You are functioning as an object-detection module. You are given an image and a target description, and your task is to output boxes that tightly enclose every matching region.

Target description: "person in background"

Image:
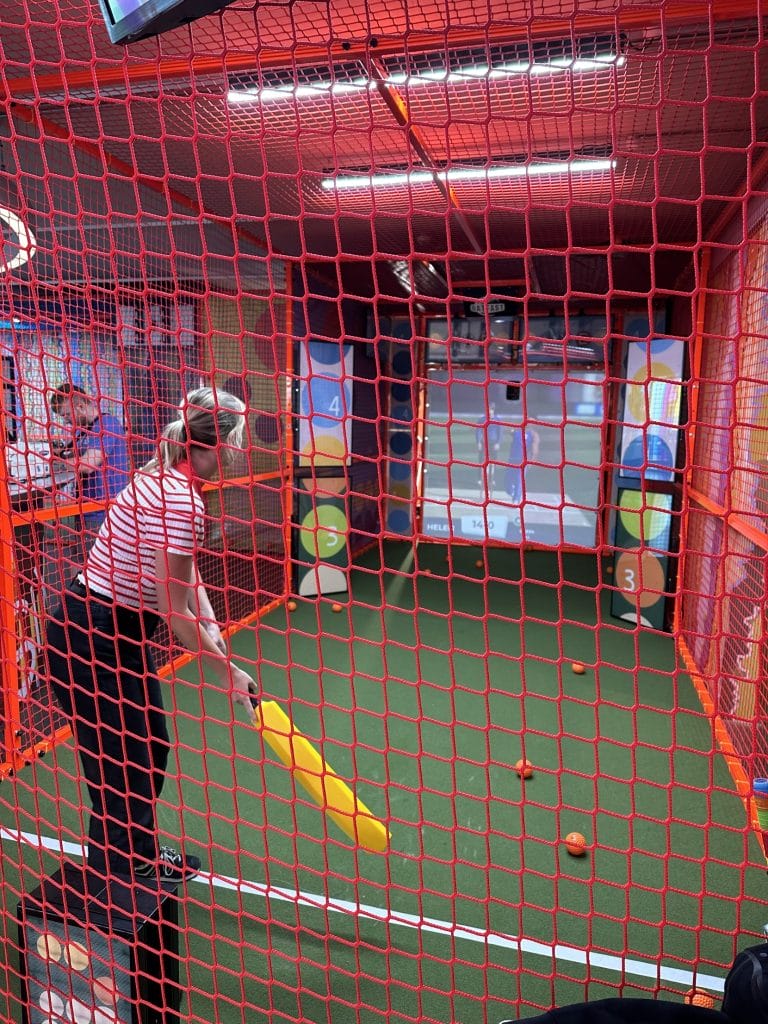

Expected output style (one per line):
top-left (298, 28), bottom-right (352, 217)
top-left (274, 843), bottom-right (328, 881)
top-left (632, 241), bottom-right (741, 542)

top-left (49, 382), bottom-right (131, 537)
top-left (476, 401), bottom-right (503, 494)
top-left (45, 386), bottom-right (259, 883)
top-left (505, 420), bottom-right (541, 522)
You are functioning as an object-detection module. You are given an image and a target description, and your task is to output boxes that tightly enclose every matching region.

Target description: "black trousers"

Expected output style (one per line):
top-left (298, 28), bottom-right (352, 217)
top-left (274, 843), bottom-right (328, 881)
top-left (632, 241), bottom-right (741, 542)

top-left (500, 999), bottom-right (728, 1023)
top-left (45, 579), bottom-right (168, 878)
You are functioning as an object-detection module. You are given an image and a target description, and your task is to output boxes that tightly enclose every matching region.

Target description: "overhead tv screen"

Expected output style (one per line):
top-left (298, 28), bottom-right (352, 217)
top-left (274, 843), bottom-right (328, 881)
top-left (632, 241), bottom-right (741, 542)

top-left (524, 314), bottom-right (609, 365)
top-left (98, 0), bottom-right (238, 44)
top-left (426, 316), bottom-right (514, 365)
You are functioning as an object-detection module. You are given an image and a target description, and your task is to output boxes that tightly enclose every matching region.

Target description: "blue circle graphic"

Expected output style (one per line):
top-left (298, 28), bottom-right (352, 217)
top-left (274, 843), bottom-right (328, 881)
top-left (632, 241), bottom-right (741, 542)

top-left (308, 340), bottom-right (351, 365)
top-left (391, 404), bottom-right (413, 423)
top-left (624, 315), bottom-right (651, 338)
top-left (300, 376), bottom-right (351, 430)
top-left (391, 382), bottom-right (411, 403)
top-left (389, 431), bottom-right (413, 456)
top-left (622, 432), bottom-right (675, 481)
top-left (387, 508), bottom-right (412, 533)
top-left (392, 349), bottom-right (412, 377)
top-left (649, 338), bottom-right (677, 356)
top-left (389, 460), bottom-right (411, 481)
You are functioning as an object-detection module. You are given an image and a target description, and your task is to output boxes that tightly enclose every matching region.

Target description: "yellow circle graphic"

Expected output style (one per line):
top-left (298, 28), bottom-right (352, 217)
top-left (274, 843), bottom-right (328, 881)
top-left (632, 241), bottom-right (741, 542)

top-left (65, 940), bottom-right (90, 971)
top-left (390, 482), bottom-right (412, 500)
top-left (625, 362), bottom-right (676, 424)
top-left (618, 491), bottom-right (669, 542)
top-left (36, 933), bottom-right (62, 961)
top-left (300, 435), bottom-right (347, 466)
top-left (299, 504), bottom-right (348, 558)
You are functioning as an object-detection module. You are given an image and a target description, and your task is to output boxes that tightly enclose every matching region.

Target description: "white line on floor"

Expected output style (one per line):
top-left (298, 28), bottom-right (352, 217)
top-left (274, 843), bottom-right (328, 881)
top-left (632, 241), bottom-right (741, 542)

top-left (1, 826), bottom-right (726, 993)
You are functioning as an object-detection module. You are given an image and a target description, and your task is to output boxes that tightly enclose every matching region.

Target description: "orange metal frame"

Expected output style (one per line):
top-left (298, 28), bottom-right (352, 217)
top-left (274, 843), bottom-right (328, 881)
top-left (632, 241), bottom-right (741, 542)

top-left (676, 241), bottom-right (768, 859)
top-left (0, 417), bottom-right (22, 773)
top-left (0, 2), bottom-right (759, 101)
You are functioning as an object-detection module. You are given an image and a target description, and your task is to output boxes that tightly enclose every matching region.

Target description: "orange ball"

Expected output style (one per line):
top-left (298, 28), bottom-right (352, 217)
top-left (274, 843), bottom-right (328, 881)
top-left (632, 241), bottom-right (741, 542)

top-left (287, 600), bottom-right (297, 612)
top-left (514, 759), bottom-right (534, 779)
top-left (475, 559), bottom-right (483, 568)
top-left (332, 603), bottom-right (343, 613)
top-left (606, 565), bottom-right (614, 575)
top-left (564, 832), bottom-right (587, 856)
top-left (571, 662), bottom-right (586, 675)
top-left (685, 989), bottom-right (715, 1009)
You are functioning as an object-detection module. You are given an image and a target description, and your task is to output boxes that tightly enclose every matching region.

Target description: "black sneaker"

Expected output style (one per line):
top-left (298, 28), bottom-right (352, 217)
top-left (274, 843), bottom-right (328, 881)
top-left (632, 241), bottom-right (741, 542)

top-left (135, 845), bottom-right (202, 882)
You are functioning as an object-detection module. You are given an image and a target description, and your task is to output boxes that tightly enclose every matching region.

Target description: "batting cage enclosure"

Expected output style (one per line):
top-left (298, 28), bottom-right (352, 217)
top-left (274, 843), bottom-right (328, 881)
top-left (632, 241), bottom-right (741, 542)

top-left (0, 1), bottom-right (766, 1023)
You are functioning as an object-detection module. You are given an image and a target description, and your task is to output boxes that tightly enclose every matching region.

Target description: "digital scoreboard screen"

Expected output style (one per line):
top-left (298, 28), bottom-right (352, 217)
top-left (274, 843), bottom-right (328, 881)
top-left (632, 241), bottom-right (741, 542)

top-left (98, 0), bottom-right (238, 43)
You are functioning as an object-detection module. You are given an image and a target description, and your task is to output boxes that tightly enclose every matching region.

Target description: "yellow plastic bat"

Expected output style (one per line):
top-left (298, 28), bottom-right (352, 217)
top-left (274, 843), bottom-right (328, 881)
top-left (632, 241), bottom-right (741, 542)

top-left (252, 699), bottom-right (390, 853)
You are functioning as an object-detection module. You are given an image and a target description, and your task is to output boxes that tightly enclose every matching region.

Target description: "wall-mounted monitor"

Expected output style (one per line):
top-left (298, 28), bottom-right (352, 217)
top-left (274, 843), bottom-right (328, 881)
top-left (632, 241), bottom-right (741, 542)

top-left (426, 316), bottom-right (515, 365)
top-left (97, 0), bottom-right (238, 44)
top-left (523, 315), bottom-right (609, 365)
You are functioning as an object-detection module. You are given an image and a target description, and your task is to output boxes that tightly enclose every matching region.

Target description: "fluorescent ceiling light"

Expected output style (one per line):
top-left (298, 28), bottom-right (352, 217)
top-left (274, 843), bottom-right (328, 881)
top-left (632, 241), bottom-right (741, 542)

top-left (227, 53), bottom-right (625, 104)
top-left (392, 260), bottom-right (413, 294)
top-left (321, 158), bottom-right (616, 191)
top-left (228, 80), bottom-right (369, 102)
top-left (386, 54), bottom-right (626, 84)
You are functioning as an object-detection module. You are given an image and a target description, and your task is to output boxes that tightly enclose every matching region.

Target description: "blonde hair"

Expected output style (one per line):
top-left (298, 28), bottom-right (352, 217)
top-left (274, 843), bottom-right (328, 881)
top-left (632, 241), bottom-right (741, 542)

top-left (144, 387), bottom-right (246, 472)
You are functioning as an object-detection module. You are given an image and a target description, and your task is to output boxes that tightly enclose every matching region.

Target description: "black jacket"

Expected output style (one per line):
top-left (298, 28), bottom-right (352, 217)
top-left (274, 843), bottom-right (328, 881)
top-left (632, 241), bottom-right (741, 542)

top-left (502, 999), bottom-right (729, 1023)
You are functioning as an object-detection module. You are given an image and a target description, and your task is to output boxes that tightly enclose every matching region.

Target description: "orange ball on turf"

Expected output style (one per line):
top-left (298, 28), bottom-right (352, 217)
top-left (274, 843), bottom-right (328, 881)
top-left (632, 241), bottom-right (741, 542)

top-left (571, 662), bottom-right (586, 675)
top-left (514, 759), bottom-right (534, 779)
top-left (287, 600), bottom-right (297, 612)
top-left (564, 832), bottom-right (587, 856)
top-left (332, 603), bottom-right (343, 613)
top-left (475, 559), bottom-right (483, 568)
top-left (685, 989), bottom-right (715, 1009)
top-left (606, 565), bottom-right (614, 575)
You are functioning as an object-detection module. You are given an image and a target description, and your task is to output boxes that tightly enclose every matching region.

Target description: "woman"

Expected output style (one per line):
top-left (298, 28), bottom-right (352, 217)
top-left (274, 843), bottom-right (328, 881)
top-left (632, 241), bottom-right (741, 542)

top-left (45, 387), bottom-right (259, 883)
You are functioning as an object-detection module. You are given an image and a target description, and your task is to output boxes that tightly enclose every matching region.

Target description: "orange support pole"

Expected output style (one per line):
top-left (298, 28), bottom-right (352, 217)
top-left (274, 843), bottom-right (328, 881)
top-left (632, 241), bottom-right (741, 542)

top-left (0, 419), bottom-right (22, 774)
top-left (283, 271), bottom-right (295, 605)
top-left (0, 2), bottom-right (762, 101)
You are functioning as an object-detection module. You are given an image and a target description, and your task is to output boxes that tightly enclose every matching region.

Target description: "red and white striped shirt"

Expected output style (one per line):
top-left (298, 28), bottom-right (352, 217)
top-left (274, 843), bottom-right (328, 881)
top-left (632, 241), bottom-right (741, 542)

top-left (83, 464), bottom-right (204, 610)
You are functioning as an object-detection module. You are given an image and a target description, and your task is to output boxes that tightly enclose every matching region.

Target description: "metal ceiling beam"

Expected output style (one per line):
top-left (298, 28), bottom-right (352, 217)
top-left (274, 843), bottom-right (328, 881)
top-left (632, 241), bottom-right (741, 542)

top-left (8, 104), bottom-right (273, 260)
top-left (367, 58), bottom-right (485, 257)
top-left (10, 103), bottom-right (350, 292)
top-left (0, 1), bottom-right (760, 100)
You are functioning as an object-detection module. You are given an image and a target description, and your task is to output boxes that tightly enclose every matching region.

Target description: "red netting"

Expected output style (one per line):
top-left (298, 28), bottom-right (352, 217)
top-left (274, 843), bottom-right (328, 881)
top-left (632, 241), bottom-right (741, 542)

top-left (0, 2), bottom-right (767, 1024)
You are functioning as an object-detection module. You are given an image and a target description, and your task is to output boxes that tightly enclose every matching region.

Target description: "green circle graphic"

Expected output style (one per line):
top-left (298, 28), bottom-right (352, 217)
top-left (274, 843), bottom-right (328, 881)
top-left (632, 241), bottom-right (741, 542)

top-left (618, 490), bottom-right (668, 542)
top-left (299, 504), bottom-right (348, 558)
